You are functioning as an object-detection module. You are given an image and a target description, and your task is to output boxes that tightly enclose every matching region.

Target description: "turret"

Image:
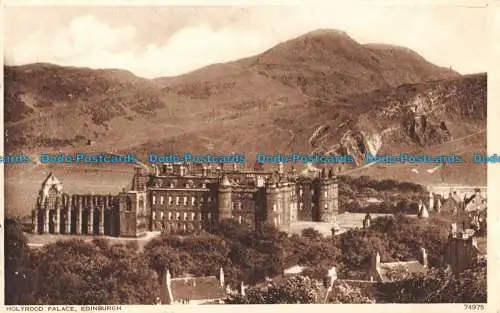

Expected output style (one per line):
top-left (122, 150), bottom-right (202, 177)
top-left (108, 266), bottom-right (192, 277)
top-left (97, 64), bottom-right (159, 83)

top-left (173, 163), bottom-right (186, 177)
top-left (328, 168), bottom-right (334, 178)
top-left (118, 190), bottom-right (148, 237)
top-left (419, 203), bottom-right (429, 219)
top-left (218, 175), bottom-right (232, 221)
top-left (265, 174), bottom-right (280, 227)
top-left (436, 196), bottom-right (442, 213)
top-left (318, 171), bottom-right (338, 222)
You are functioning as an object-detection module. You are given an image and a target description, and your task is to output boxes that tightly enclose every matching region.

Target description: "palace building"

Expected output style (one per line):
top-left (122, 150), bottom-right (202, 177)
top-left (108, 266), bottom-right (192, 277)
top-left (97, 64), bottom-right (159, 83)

top-left (32, 163), bottom-right (339, 237)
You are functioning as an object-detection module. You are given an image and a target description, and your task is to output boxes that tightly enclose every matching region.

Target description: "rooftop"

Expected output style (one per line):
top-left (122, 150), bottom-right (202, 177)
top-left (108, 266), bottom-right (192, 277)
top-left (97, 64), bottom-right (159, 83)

top-left (170, 276), bottom-right (227, 301)
top-left (378, 260), bottom-right (427, 282)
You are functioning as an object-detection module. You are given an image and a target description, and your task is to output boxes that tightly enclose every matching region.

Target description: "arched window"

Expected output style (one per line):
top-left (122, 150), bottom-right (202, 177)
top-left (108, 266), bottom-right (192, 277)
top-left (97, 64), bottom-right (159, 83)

top-left (139, 196), bottom-right (144, 209)
top-left (47, 187), bottom-right (58, 211)
top-left (126, 196), bottom-right (132, 212)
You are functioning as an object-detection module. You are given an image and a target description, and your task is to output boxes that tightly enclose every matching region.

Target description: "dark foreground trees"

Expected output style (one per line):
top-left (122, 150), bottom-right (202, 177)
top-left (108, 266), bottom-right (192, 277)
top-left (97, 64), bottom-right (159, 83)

top-left (225, 276), bottom-right (319, 304)
top-left (4, 219), bottom-right (159, 305)
top-left (5, 218), bottom-right (33, 304)
top-left (5, 215), bottom-right (486, 304)
top-left (224, 263), bottom-right (486, 304)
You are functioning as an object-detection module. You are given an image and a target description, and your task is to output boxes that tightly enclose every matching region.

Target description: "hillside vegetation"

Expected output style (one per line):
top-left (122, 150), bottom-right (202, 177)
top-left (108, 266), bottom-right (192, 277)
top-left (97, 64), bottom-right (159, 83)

top-left (4, 29), bottom-right (486, 186)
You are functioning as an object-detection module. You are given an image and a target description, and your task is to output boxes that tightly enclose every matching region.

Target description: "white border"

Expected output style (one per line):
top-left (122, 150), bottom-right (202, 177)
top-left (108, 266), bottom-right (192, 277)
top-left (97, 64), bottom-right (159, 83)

top-left (1, 1), bottom-right (498, 312)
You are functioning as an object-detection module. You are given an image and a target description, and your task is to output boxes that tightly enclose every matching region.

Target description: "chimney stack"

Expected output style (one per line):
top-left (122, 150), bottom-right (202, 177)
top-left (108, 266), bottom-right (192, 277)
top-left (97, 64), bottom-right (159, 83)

top-left (421, 247), bottom-right (428, 268)
top-left (240, 281), bottom-right (246, 296)
top-left (161, 268), bottom-right (173, 304)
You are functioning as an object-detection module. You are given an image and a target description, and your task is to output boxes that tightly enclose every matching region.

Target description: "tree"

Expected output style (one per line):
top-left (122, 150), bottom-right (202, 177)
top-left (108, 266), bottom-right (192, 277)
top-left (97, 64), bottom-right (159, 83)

top-left (225, 276), bottom-right (319, 304)
top-left (28, 239), bottom-right (159, 304)
top-left (4, 218), bottom-right (33, 304)
top-left (144, 245), bottom-right (193, 280)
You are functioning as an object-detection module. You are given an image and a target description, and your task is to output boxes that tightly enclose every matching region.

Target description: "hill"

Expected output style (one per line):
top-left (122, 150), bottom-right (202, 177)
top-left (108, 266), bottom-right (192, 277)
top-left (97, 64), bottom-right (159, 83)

top-left (4, 29), bottom-right (485, 191)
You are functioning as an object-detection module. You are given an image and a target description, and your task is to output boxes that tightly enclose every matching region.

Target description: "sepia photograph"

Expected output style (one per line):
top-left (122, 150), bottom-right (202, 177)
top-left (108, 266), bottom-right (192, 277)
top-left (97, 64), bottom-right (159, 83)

top-left (3, 2), bottom-right (489, 308)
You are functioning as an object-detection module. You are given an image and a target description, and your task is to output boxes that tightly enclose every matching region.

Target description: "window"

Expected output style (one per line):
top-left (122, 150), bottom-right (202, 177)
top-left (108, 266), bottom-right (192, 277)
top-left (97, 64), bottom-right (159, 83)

top-left (191, 196), bottom-right (195, 206)
top-left (176, 212), bottom-right (180, 220)
top-left (47, 187), bottom-right (58, 211)
top-left (208, 213), bottom-right (212, 220)
top-left (170, 183), bottom-right (174, 188)
top-left (160, 196), bottom-right (164, 204)
top-left (299, 189), bottom-right (303, 196)
top-left (152, 196), bottom-right (156, 205)
top-left (324, 191), bottom-right (328, 197)
top-left (183, 212), bottom-right (187, 220)
top-left (168, 212), bottom-right (172, 220)
top-left (185, 183), bottom-right (190, 188)
top-left (273, 204), bottom-right (277, 212)
top-left (311, 190), bottom-right (315, 196)
top-left (300, 202), bottom-right (303, 210)
top-left (238, 216), bottom-right (242, 224)
top-left (183, 224), bottom-right (187, 231)
top-left (160, 212), bottom-right (164, 219)
top-left (324, 204), bottom-right (328, 209)
top-left (183, 196), bottom-right (187, 206)
top-left (152, 211), bottom-right (156, 219)
top-left (202, 183), bottom-right (206, 188)
top-left (168, 196), bottom-right (172, 205)
top-left (191, 212), bottom-right (195, 220)
top-left (274, 216), bottom-right (277, 227)
top-left (175, 196), bottom-right (179, 205)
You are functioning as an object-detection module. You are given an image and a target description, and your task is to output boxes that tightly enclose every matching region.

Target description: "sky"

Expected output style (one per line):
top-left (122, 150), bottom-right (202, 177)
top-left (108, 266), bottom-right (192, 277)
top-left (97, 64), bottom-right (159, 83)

top-left (3, 3), bottom-right (492, 78)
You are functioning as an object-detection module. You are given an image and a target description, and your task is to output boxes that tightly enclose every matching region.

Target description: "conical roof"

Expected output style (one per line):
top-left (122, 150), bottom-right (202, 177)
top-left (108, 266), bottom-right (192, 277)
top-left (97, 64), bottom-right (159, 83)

top-left (221, 175), bottom-right (232, 187)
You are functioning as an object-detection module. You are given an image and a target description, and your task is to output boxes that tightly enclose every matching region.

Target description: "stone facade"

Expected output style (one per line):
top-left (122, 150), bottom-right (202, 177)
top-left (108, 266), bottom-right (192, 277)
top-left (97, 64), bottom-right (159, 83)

top-left (32, 173), bottom-right (144, 237)
top-left (32, 163), bottom-right (339, 237)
